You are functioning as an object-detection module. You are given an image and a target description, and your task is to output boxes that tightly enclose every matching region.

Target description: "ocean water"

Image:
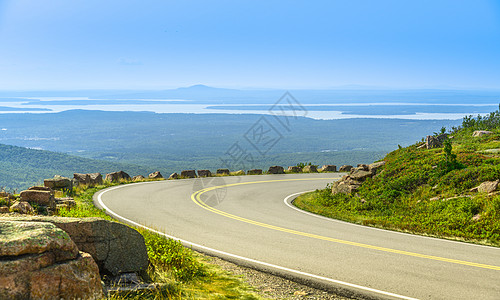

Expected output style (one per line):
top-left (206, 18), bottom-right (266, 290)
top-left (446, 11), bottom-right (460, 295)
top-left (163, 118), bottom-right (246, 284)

top-left (0, 97), bottom-right (495, 120)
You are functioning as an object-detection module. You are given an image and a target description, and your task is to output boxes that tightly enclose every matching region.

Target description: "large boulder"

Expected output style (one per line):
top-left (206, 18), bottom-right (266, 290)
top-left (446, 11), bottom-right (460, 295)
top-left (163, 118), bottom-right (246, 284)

top-left (287, 166), bottom-right (302, 173)
top-left (349, 170), bottom-right (372, 182)
top-left (74, 173), bottom-right (103, 186)
top-left (339, 165), bottom-right (353, 172)
top-left (105, 171), bottom-right (131, 182)
top-left (268, 166), bottom-right (285, 174)
top-left (168, 172), bottom-right (178, 180)
top-left (472, 130), bottom-right (493, 137)
top-left (9, 201), bottom-right (34, 214)
top-left (44, 175), bottom-right (72, 190)
top-left (303, 165), bottom-right (318, 173)
top-left (89, 173), bottom-right (103, 185)
top-left (1, 216), bottom-right (149, 276)
top-left (74, 173), bottom-right (91, 185)
top-left (368, 161), bottom-right (385, 174)
top-left (471, 180), bottom-right (500, 193)
top-left (197, 170), bottom-right (212, 177)
top-left (132, 175), bottom-right (145, 181)
top-left (2, 216), bottom-right (149, 276)
top-left (181, 170), bottom-right (197, 178)
top-left (216, 169), bottom-right (230, 175)
top-left (148, 171), bottom-right (163, 179)
top-left (320, 165), bottom-right (337, 172)
top-left (20, 190), bottom-right (55, 209)
top-left (331, 180), bottom-right (361, 195)
top-left (0, 221), bottom-right (102, 299)
top-left (332, 161), bottom-right (385, 195)
top-left (247, 169), bottom-right (262, 175)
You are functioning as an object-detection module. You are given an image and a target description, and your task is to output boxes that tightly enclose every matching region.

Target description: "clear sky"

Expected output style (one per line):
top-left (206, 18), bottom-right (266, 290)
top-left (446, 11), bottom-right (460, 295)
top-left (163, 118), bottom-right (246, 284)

top-left (0, 0), bottom-right (499, 90)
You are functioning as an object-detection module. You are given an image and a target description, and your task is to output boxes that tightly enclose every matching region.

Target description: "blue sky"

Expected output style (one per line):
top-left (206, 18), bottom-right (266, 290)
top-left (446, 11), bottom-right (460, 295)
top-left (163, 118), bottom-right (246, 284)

top-left (0, 0), bottom-right (499, 90)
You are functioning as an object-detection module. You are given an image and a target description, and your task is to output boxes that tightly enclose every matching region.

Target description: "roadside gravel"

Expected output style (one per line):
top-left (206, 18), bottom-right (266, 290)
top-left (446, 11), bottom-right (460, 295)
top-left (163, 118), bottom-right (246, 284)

top-left (202, 254), bottom-right (354, 300)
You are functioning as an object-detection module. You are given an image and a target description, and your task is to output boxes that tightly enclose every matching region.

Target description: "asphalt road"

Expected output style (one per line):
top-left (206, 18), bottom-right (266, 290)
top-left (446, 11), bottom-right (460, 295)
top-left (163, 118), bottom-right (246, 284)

top-left (94, 174), bottom-right (500, 300)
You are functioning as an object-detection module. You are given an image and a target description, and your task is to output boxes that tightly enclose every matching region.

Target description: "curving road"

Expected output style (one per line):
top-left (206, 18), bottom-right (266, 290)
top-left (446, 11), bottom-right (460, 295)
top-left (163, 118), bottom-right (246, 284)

top-left (94, 174), bottom-right (500, 300)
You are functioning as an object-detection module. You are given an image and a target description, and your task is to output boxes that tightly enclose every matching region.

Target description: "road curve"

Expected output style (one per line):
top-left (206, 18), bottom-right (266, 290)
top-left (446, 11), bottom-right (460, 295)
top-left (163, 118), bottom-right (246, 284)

top-left (94, 174), bottom-right (500, 300)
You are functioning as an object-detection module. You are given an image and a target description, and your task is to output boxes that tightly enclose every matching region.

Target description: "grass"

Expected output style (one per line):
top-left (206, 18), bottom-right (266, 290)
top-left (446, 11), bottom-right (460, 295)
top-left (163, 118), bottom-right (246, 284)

top-left (57, 179), bottom-right (264, 299)
top-left (294, 115), bottom-right (500, 247)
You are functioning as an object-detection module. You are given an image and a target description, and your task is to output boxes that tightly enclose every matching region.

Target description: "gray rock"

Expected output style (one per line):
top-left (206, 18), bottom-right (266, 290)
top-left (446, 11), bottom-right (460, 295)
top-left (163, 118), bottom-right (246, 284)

top-left (0, 206), bottom-right (9, 213)
top-left (44, 175), bottom-right (72, 190)
top-left (331, 180), bottom-right (360, 195)
top-left (472, 130), bottom-right (493, 137)
top-left (339, 165), bottom-right (353, 172)
top-left (132, 175), bottom-right (145, 181)
top-left (20, 190), bottom-right (55, 209)
top-left (368, 161), bottom-right (385, 175)
top-left (181, 170), bottom-right (197, 178)
top-left (349, 170), bottom-right (373, 182)
top-left (1, 216), bottom-right (149, 276)
top-left (105, 171), bottom-right (131, 182)
top-left (216, 169), bottom-right (230, 175)
top-left (0, 220), bottom-right (102, 300)
top-left (477, 180), bottom-right (499, 193)
top-left (89, 173), bottom-right (103, 185)
top-left (9, 201), bottom-right (34, 214)
top-left (426, 133), bottom-right (448, 149)
top-left (168, 172), bottom-right (178, 180)
top-left (268, 166), bottom-right (285, 174)
top-left (319, 165), bottom-right (337, 172)
top-left (148, 171), bottom-right (163, 179)
top-left (287, 166), bottom-right (302, 173)
top-left (247, 169), bottom-right (262, 175)
top-left (197, 170), bottom-right (212, 177)
top-left (74, 173), bottom-right (91, 185)
top-left (302, 165), bottom-right (318, 173)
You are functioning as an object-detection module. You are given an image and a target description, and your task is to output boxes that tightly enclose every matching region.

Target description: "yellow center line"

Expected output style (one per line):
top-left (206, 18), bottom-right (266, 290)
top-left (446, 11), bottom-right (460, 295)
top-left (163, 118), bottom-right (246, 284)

top-left (191, 178), bottom-right (500, 271)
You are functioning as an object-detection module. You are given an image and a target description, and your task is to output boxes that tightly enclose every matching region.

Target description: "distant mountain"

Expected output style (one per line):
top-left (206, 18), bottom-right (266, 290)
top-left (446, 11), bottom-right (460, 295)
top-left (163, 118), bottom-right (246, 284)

top-left (0, 143), bottom-right (150, 191)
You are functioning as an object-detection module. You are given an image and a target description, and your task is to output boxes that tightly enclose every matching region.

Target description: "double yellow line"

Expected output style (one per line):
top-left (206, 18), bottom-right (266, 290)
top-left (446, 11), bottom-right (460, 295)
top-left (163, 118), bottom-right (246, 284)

top-left (191, 178), bottom-right (500, 271)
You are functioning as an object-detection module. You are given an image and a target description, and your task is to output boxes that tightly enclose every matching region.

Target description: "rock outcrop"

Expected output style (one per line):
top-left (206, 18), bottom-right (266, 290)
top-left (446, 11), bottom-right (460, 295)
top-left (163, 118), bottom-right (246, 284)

top-left (181, 170), bottom-right (197, 178)
top-left (148, 171), bottom-right (163, 179)
top-left (0, 220), bottom-right (102, 300)
top-left (424, 133), bottom-right (448, 149)
top-left (268, 166), bottom-right (285, 174)
top-left (470, 180), bottom-right (499, 194)
top-left (216, 169), bottom-right (230, 175)
top-left (320, 165), bottom-right (337, 172)
top-left (331, 161), bottom-right (385, 195)
top-left (472, 130), bottom-right (493, 137)
top-left (105, 171), bottom-right (131, 182)
top-left (197, 170), bottom-right (212, 177)
top-left (2, 216), bottom-right (149, 276)
top-left (247, 169), bottom-right (262, 175)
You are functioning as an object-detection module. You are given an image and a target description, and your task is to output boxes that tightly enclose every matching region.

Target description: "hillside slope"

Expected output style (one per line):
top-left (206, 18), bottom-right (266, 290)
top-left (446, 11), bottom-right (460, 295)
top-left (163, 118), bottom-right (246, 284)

top-left (0, 143), bottom-right (150, 191)
top-left (295, 109), bottom-right (500, 246)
